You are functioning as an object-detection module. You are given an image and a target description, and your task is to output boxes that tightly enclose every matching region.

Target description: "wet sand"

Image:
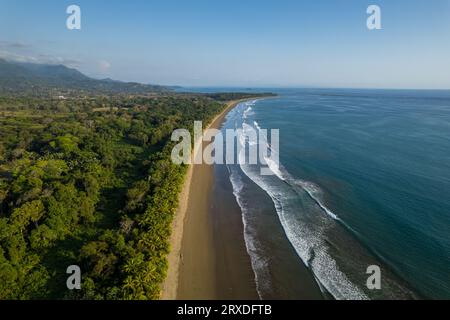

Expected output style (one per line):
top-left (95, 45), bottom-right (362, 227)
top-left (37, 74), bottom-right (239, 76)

top-left (163, 97), bottom-right (324, 300)
top-left (161, 99), bottom-right (258, 299)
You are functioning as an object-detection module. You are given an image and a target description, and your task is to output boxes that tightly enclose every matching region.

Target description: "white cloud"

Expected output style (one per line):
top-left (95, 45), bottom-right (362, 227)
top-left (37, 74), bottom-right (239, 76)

top-left (0, 41), bottom-right (30, 49)
top-left (98, 60), bottom-right (111, 72)
top-left (0, 50), bottom-right (38, 63)
top-left (0, 51), bottom-right (82, 67)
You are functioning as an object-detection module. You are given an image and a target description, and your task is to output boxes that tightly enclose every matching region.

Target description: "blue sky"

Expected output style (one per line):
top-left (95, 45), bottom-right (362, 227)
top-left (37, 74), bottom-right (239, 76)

top-left (1, 0), bottom-right (449, 88)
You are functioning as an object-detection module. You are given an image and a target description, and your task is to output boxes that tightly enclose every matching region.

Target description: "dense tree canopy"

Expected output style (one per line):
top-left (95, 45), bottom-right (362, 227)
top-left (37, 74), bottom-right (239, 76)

top-left (0, 92), bottom-right (269, 299)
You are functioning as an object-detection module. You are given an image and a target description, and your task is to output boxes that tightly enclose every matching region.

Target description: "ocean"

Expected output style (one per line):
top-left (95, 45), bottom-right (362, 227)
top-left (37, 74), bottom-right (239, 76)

top-left (215, 88), bottom-right (450, 300)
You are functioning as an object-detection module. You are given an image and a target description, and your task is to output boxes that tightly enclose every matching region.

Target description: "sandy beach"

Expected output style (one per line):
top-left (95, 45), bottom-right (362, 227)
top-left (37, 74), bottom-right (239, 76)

top-left (161, 96), bottom-right (326, 300)
top-left (161, 99), bottom-right (258, 299)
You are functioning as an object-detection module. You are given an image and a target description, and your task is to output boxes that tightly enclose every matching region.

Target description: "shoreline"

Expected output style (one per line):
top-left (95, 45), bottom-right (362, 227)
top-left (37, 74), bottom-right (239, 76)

top-left (160, 98), bottom-right (255, 299)
top-left (162, 95), bottom-right (325, 300)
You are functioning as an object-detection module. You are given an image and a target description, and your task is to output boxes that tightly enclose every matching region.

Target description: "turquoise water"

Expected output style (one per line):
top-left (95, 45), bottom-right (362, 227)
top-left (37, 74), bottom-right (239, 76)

top-left (220, 89), bottom-right (450, 299)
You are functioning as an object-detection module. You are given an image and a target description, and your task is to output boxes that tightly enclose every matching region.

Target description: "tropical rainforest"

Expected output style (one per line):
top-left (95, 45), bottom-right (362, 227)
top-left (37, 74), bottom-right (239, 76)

top-left (0, 88), bottom-right (269, 299)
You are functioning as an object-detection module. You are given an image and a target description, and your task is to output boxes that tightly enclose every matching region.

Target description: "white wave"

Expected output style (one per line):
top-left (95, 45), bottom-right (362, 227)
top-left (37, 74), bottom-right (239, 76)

top-left (293, 180), bottom-right (340, 221)
top-left (254, 121), bottom-right (262, 131)
top-left (242, 120), bottom-right (283, 180)
top-left (227, 165), bottom-right (271, 299)
top-left (225, 96), bottom-right (393, 300)
top-left (242, 122), bottom-right (257, 138)
top-left (236, 161), bottom-right (368, 300)
top-left (243, 106), bottom-right (253, 119)
top-left (224, 98), bottom-right (369, 299)
top-left (239, 122), bottom-right (259, 150)
top-left (263, 155), bottom-right (285, 181)
top-left (251, 120), bottom-right (276, 154)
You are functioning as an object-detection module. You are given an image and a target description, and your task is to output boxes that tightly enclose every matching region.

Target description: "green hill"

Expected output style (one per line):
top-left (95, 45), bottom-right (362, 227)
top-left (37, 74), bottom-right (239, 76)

top-left (0, 59), bottom-right (172, 96)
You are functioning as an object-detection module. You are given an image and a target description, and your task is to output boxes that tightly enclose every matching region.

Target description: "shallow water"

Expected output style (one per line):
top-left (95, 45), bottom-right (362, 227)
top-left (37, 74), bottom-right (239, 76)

top-left (219, 88), bottom-right (450, 299)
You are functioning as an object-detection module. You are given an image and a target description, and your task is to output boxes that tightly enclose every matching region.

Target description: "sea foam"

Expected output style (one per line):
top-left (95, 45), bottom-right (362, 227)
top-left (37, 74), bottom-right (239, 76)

top-left (228, 101), bottom-right (369, 300)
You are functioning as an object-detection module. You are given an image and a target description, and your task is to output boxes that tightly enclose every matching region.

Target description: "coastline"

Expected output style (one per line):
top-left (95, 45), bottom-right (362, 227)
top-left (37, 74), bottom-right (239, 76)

top-left (160, 98), bottom-right (254, 299)
top-left (162, 95), bottom-right (325, 300)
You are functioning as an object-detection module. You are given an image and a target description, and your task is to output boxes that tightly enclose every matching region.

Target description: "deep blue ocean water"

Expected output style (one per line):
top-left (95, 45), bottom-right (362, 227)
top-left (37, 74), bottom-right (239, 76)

top-left (187, 87), bottom-right (450, 299)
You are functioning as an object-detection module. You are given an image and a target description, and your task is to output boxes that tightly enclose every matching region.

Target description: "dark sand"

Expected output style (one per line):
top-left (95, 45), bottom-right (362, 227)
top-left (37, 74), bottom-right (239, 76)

top-left (174, 99), bottom-right (323, 300)
top-left (175, 99), bottom-right (258, 299)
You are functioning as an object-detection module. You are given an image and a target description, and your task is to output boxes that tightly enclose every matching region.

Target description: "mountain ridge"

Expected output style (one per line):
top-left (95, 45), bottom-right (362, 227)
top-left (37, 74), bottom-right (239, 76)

top-left (0, 58), bottom-right (173, 95)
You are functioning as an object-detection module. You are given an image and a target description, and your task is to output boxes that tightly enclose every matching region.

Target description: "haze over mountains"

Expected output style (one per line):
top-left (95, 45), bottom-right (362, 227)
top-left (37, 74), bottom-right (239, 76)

top-left (0, 58), bottom-right (172, 95)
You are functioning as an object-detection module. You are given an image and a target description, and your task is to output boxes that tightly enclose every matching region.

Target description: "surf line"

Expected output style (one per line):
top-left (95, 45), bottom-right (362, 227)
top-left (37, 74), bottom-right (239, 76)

top-left (291, 178), bottom-right (366, 243)
top-left (170, 120), bottom-right (281, 176)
